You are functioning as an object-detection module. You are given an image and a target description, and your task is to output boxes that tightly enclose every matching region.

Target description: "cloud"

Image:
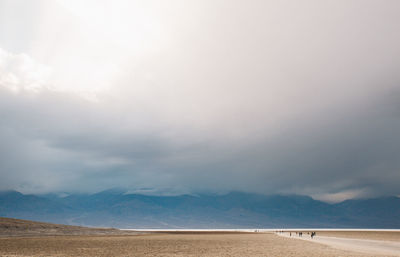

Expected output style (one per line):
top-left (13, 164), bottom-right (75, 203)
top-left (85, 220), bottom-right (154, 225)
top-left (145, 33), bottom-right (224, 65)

top-left (0, 48), bottom-right (51, 92)
top-left (311, 189), bottom-right (367, 203)
top-left (0, 1), bottom-right (400, 200)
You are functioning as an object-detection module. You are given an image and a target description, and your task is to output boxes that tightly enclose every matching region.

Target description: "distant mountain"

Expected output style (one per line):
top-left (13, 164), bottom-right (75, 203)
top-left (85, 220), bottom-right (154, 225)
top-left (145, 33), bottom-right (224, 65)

top-left (1, 190), bottom-right (400, 228)
top-left (0, 190), bottom-right (73, 224)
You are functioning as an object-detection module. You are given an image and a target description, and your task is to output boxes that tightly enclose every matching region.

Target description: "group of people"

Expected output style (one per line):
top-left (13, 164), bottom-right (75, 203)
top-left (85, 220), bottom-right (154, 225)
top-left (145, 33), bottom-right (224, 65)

top-left (276, 230), bottom-right (316, 238)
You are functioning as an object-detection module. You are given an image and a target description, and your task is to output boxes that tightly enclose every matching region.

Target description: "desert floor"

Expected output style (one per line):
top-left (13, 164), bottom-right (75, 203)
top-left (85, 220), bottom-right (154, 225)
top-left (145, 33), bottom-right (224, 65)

top-left (0, 232), bottom-right (390, 257)
top-left (317, 231), bottom-right (400, 242)
top-left (278, 231), bottom-right (400, 256)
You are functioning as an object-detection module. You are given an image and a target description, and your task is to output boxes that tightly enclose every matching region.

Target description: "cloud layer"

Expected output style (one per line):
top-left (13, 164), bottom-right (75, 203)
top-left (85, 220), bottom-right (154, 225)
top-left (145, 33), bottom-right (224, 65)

top-left (0, 0), bottom-right (400, 201)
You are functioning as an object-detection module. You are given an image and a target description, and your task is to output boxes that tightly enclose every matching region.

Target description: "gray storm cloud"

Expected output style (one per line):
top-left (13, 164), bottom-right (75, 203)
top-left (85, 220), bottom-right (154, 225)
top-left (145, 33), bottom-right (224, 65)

top-left (0, 0), bottom-right (399, 201)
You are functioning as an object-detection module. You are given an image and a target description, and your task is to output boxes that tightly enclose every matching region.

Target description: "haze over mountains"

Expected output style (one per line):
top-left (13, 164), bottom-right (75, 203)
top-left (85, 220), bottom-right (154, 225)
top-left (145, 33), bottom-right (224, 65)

top-left (2, 0), bottom-right (400, 205)
top-left (1, 189), bottom-right (399, 229)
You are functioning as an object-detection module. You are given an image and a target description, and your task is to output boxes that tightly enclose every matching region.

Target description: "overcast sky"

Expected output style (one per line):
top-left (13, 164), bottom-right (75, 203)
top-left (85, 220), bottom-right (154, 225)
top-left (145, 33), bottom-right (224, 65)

top-left (0, 0), bottom-right (399, 202)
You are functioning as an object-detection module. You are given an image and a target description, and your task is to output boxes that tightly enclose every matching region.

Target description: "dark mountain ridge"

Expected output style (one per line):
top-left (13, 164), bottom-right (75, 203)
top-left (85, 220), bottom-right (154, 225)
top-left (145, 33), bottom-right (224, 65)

top-left (1, 190), bottom-right (399, 229)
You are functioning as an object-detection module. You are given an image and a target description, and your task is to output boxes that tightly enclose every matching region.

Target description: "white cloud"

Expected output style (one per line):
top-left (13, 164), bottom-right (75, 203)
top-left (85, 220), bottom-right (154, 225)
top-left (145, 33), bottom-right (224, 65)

top-left (312, 190), bottom-right (367, 203)
top-left (0, 1), bottom-right (400, 198)
top-left (0, 48), bottom-right (51, 93)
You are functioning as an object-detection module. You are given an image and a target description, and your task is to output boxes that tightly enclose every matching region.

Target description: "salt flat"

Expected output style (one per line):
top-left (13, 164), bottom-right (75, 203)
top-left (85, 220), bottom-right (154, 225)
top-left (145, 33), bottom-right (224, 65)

top-left (0, 232), bottom-right (387, 257)
top-left (1, 218), bottom-right (398, 256)
top-left (279, 231), bottom-right (400, 256)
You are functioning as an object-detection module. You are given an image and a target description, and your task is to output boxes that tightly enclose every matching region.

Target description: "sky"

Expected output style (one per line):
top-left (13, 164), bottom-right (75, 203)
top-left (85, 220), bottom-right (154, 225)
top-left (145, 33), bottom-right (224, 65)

top-left (0, 0), bottom-right (400, 202)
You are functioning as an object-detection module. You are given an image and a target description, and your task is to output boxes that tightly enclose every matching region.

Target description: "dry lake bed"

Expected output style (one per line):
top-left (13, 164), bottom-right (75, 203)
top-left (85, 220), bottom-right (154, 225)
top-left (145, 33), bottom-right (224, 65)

top-left (1, 218), bottom-right (400, 256)
top-left (1, 231), bottom-right (400, 257)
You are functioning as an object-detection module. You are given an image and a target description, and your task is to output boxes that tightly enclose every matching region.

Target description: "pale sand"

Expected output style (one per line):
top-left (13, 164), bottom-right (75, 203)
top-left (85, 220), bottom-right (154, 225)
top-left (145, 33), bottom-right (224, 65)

top-left (0, 232), bottom-right (382, 257)
top-left (279, 232), bottom-right (400, 256)
top-left (318, 231), bottom-right (400, 242)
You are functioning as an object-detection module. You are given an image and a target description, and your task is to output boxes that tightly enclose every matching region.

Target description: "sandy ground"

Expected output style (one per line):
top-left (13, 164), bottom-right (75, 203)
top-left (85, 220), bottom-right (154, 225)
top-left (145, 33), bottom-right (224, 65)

top-left (0, 232), bottom-right (383, 257)
top-left (318, 231), bottom-right (400, 242)
top-left (0, 218), bottom-right (398, 257)
top-left (0, 217), bottom-right (140, 237)
top-left (279, 232), bottom-right (400, 257)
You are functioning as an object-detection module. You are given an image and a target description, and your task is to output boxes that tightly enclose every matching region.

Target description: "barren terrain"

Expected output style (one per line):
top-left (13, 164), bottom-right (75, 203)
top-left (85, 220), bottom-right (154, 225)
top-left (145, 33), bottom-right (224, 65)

top-left (279, 231), bottom-right (400, 256)
top-left (0, 218), bottom-right (398, 256)
top-left (0, 232), bottom-right (382, 257)
top-left (318, 231), bottom-right (400, 242)
top-left (0, 217), bottom-right (139, 237)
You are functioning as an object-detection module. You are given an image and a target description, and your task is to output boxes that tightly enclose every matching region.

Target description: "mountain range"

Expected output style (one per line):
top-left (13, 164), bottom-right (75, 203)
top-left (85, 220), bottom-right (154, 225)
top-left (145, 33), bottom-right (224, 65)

top-left (1, 189), bottom-right (400, 229)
